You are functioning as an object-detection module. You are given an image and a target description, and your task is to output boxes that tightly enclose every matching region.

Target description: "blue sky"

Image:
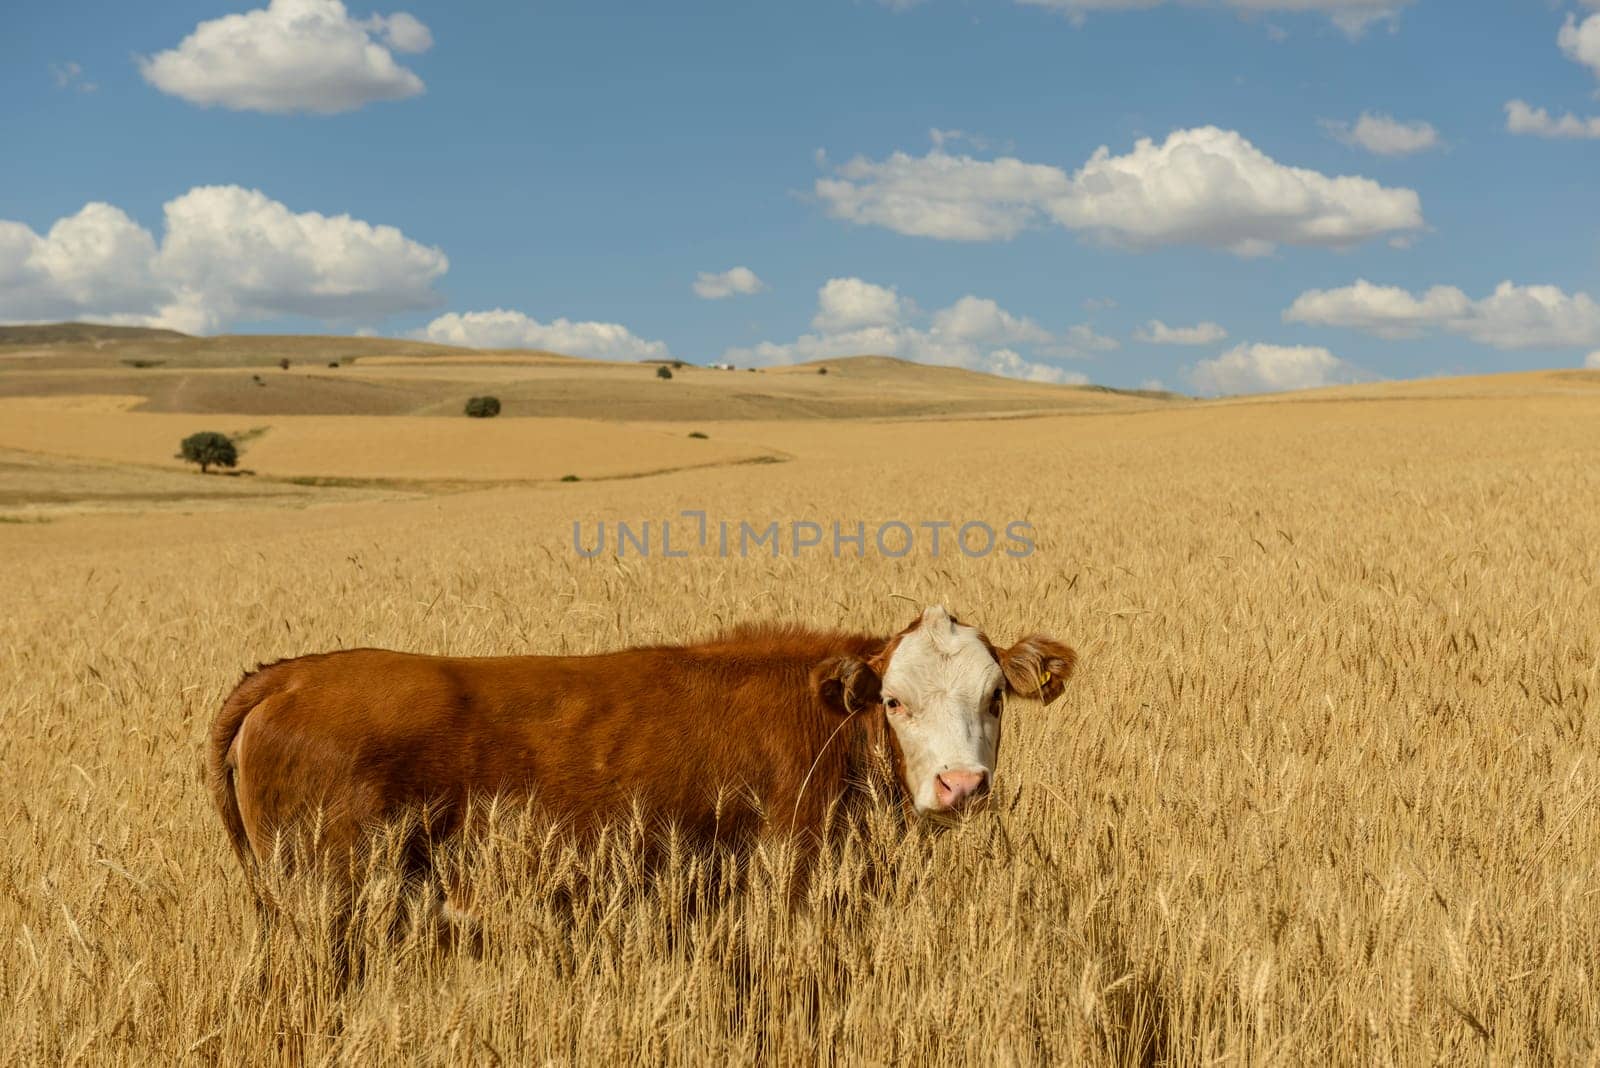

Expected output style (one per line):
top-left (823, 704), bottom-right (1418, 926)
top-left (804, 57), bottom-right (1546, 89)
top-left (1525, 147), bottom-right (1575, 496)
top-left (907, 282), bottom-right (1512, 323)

top-left (3, 0), bottom-right (1599, 392)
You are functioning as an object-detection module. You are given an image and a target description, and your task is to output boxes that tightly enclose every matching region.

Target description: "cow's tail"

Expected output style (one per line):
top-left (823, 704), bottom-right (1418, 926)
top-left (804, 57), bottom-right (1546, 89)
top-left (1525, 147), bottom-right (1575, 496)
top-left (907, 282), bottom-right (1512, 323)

top-left (208, 664), bottom-right (283, 871)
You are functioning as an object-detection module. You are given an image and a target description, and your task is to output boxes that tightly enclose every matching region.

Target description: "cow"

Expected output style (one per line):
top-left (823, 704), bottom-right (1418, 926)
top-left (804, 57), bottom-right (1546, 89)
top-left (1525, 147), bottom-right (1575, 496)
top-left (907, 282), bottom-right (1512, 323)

top-left (208, 605), bottom-right (1077, 914)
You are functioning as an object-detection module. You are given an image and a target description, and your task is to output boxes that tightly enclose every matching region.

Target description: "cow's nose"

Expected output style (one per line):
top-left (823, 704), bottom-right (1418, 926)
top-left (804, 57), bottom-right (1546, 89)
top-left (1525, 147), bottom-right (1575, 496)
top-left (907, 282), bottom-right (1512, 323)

top-left (934, 770), bottom-right (989, 811)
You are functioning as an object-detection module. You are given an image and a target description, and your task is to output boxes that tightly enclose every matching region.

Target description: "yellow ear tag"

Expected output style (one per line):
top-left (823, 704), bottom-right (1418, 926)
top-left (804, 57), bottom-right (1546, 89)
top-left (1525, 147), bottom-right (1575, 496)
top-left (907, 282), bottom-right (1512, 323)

top-left (1039, 670), bottom-right (1052, 688)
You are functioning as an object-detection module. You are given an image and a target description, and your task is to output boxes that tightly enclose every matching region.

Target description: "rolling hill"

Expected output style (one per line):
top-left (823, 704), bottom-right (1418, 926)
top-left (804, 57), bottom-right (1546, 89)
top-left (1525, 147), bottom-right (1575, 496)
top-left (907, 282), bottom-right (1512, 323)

top-left (0, 323), bottom-right (1171, 421)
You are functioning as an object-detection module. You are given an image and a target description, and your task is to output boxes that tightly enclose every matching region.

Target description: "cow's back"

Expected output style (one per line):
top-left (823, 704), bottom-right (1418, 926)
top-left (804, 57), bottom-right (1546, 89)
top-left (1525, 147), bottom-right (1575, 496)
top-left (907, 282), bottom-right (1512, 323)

top-left (212, 639), bottom-right (868, 870)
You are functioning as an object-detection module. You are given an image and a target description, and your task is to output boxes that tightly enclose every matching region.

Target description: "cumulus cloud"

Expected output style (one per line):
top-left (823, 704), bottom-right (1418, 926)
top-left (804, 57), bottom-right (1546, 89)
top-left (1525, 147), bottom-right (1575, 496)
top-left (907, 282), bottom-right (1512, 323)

top-left (980, 348), bottom-right (1090, 384)
top-left (0, 186), bottom-right (447, 334)
top-left (0, 205), bottom-right (165, 324)
top-left (929, 295), bottom-right (1052, 345)
top-left (1135, 319), bottom-right (1229, 345)
top-left (815, 126), bottom-right (1423, 255)
top-left (692, 266), bottom-right (766, 300)
top-left (418, 309), bottom-right (669, 360)
top-left (1505, 100), bottom-right (1600, 140)
top-left (1505, 14), bottom-right (1600, 140)
top-left (1586, 351), bottom-right (1600, 370)
top-left (812, 277), bottom-right (912, 332)
top-left (157, 186), bottom-right (448, 327)
top-left (1016, 0), bottom-right (1412, 37)
top-left (816, 150), bottom-right (1071, 242)
top-left (1189, 343), bottom-right (1362, 395)
top-left (723, 278), bottom-right (1089, 384)
top-left (1284, 280), bottom-right (1468, 340)
top-left (138, 0), bottom-right (432, 115)
top-left (1285, 279), bottom-right (1600, 350)
top-left (1560, 12), bottom-right (1600, 81)
top-left (1051, 324), bottom-right (1122, 357)
top-left (1322, 112), bottom-right (1441, 155)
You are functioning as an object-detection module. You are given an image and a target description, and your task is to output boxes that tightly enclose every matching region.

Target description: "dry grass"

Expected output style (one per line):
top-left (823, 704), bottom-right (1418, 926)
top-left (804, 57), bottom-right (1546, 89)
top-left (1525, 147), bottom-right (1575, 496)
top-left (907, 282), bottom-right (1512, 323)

top-left (2, 387), bottom-right (1598, 1064)
top-left (0, 398), bottom-right (782, 484)
top-left (0, 448), bottom-right (396, 520)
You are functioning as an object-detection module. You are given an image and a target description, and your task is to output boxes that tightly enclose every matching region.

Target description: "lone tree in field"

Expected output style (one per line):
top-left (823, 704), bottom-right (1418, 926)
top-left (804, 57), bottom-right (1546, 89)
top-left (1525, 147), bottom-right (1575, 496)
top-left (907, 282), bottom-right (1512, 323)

top-left (177, 431), bottom-right (238, 474)
top-left (279, 358), bottom-right (291, 370)
top-left (656, 365), bottom-right (673, 380)
top-left (465, 395), bottom-right (501, 418)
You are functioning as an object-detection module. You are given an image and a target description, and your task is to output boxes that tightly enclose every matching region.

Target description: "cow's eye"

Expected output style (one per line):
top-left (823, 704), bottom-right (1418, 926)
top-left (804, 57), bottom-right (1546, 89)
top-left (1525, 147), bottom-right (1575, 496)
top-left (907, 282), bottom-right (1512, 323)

top-left (885, 697), bottom-right (902, 712)
top-left (990, 688), bottom-right (1004, 712)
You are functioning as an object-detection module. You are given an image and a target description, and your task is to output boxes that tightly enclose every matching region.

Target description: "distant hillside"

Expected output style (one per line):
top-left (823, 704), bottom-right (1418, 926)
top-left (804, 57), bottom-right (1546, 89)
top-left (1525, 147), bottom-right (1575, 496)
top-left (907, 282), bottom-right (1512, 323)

top-left (773, 355), bottom-right (1189, 400)
top-left (0, 325), bottom-right (465, 371)
top-left (0, 326), bottom-right (1199, 420)
top-left (0, 323), bottom-right (192, 346)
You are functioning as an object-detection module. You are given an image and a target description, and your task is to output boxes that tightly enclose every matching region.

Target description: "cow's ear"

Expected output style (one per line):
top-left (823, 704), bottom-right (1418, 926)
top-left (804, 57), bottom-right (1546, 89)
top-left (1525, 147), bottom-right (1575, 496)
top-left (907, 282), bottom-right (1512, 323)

top-left (998, 636), bottom-right (1078, 704)
top-left (811, 656), bottom-right (882, 715)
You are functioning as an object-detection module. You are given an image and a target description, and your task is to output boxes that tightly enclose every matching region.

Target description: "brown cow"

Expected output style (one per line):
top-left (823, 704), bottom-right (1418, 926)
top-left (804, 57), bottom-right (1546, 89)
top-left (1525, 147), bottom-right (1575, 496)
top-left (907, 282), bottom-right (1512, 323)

top-left (209, 605), bottom-right (1076, 903)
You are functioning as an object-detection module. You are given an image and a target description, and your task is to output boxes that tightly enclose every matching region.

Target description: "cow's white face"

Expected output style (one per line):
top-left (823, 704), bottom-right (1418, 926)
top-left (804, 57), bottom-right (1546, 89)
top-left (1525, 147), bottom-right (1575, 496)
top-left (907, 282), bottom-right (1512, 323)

top-left (880, 605), bottom-right (1004, 815)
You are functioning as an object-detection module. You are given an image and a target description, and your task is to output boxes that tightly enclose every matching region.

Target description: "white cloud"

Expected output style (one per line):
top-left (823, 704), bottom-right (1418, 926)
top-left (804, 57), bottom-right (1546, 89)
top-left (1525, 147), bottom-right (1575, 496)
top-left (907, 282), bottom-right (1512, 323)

top-left (692, 266), bottom-right (766, 300)
top-left (1285, 279), bottom-right (1600, 350)
top-left (1051, 323), bottom-right (1122, 356)
top-left (138, 0), bottom-right (431, 115)
top-left (1504, 14), bottom-right (1600, 140)
top-left (418, 309), bottom-right (669, 360)
top-left (929, 295), bottom-right (1052, 345)
top-left (812, 277), bottom-right (911, 331)
top-left (1052, 127), bottom-right (1422, 254)
top-left (1135, 319), bottom-right (1229, 345)
top-left (816, 126), bottom-right (1423, 254)
top-left (724, 278), bottom-right (1088, 384)
top-left (981, 349), bottom-right (1091, 384)
top-left (816, 150), bottom-right (1071, 241)
top-left (1189, 343), bottom-right (1360, 395)
top-left (0, 186), bottom-right (447, 334)
top-left (1284, 279), bottom-right (1468, 340)
top-left (1505, 100), bottom-right (1600, 140)
top-left (0, 205), bottom-right (166, 323)
top-left (1016, 0), bottom-right (1412, 37)
top-left (156, 186), bottom-right (447, 328)
top-left (1585, 351), bottom-right (1600, 370)
top-left (1460, 283), bottom-right (1600, 350)
top-left (1560, 12), bottom-right (1600, 81)
top-left (1322, 113), bottom-right (1441, 155)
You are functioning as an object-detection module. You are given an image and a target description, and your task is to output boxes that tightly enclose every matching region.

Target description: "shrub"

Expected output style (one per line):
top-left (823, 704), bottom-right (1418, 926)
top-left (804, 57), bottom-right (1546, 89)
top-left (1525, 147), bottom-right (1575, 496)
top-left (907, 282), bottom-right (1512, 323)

top-left (176, 431), bottom-right (238, 474)
top-left (656, 366), bottom-right (673, 380)
top-left (465, 396), bottom-right (502, 418)
top-left (688, 431), bottom-right (708, 439)
top-left (560, 474), bottom-right (580, 482)
top-left (279, 358), bottom-right (291, 370)
top-left (672, 360), bottom-right (685, 370)
top-left (327, 361), bottom-right (340, 368)
top-left (817, 366), bottom-right (828, 375)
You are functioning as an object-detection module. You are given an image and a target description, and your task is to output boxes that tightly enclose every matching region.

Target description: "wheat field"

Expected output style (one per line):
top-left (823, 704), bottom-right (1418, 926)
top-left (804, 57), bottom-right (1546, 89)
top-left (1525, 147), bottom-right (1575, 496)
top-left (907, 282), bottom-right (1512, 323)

top-left (3, 385), bottom-right (1599, 1065)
